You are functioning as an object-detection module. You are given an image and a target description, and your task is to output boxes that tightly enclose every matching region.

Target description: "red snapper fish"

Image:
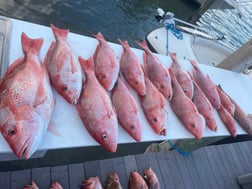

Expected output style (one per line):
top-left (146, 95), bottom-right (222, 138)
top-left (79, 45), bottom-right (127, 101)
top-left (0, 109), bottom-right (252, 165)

top-left (0, 33), bottom-right (55, 159)
top-left (24, 181), bottom-right (39, 189)
top-left (93, 32), bottom-right (119, 91)
top-left (136, 40), bottom-right (172, 100)
top-left (49, 182), bottom-right (63, 189)
top-left (106, 172), bottom-right (123, 189)
top-left (138, 66), bottom-right (168, 136)
top-left (82, 177), bottom-right (103, 189)
top-left (216, 86), bottom-right (235, 116)
top-left (169, 68), bottom-right (204, 139)
top-left (190, 60), bottom-right (220, 110)
top-left (144, 167), bottom-right (160, 189)
top-left (45, 24), bottom-right (82, 105)
top-left (169, 52), bottom-right (193, 99)
top-left (111, 76), bottom-right (142, 142)
top-left (128, 171), bottom-right (148, 189)
top-left (77, 56), bottom-right (118, 153)
top-left (118, 38), bottom-right (146, 95)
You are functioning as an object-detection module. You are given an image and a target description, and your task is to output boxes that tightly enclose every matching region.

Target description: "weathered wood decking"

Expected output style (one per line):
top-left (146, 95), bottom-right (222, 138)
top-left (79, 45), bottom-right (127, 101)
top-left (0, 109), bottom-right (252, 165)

top-left (1, 141), bottom-right (252, 189)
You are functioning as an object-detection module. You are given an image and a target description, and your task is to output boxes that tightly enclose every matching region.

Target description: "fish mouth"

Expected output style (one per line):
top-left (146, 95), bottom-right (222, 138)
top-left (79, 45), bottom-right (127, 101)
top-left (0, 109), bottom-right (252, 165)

top-left (17, 139), bottom-right (31, 159)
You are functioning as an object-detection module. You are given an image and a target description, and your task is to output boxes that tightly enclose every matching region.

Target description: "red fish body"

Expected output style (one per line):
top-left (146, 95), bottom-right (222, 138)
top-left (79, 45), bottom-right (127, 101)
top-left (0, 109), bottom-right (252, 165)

top-left (106, 172), bottom-right (123, 189)
top-left (192, 80), bottom-right (217, 131)
top-left (144, 167), bottom-right (160, 189)
top-left (45, 24), bottom-right (82, 105)
top-left (49, 182), bottom-right (63, 189)
top-left (0, 33), bottom-right (55, 159)
top-left (136, 40), bottom-right (172, 100)
top-left (216, 86), bottom-right (235, 116)
top-left (190, 60), bottom-right (220, 110)
top-left (138, 66), bottom-right (168, 136)
top-left (77, 57), bottom-right (118, 153)
top-left (169, 68), bottom-right (204, 139)
top-left (93, 32), bottom-right (119, 91)
top-left (128, 171), bottom-right (148, 189)
top-left (169, 52), bottom-right (193, 99)
top-left (118, 39), bottom-right (146, 95)
top-left (82, 177), bottom-right (103, 189)
top-left (111, 76), bottom-right (142, 142)
top-left (217, 105), bottom-right (237, 137)
top-left (24, 181), bottom-right (39, 189)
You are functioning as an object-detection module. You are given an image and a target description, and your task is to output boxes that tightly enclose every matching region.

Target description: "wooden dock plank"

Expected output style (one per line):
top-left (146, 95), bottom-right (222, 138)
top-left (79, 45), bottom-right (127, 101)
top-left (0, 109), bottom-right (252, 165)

top-left (51, 165), bottom-right (69, 189)
top-left (68, 163), bottom-right (85, 189)
top-left (0, 171), bottom-right (10, 189)
top-left (99, 158), bottom-right (114, 187)
top-left (123, 155), bottom-right (138, 178)
top-left (31, 167), bottom-right (50, 189)
top-left (173, 151), bottom-right (194, 189)
top-left (111, 157), bottom-right (128, 189)
top-left (84, 160), bottom-right (101, 179)
top-left (155, 152), bottom-right (175, 189)
top-left (135, 153), bottom-right (150, 175)
top-left (237, 141), bottom-right (252, 172)
top-left (11, 169), bottom-right (31, 189)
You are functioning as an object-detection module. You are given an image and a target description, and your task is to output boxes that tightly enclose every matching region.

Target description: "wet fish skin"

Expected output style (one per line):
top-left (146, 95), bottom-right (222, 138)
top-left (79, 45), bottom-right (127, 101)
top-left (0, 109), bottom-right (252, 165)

top-left (45, 24), bottom-right (82, 105)
top-left (0, 33), bottom-right (55, 159)
top-left (190, 60), bottom-right (221, 110)
top-left (169, 52), bottom-right (194, 99)
top-left (217, 104), bottom-right (237, 137)
top-left (216, 86), bottom-right (235, 116)
top-left (111, 76), bottom-right (142, 142)
top-left (77, 56), bottom-right (118, 153)
top-left (118, 38), bottom-right (146, 96)
top-left (82, 177), bottom-right (103, 189)
top-left (106, 172), bottom-right (123, 189)
top-left (136, 40), bottom-right (172, 100)
top-left (144, 167), bottom-right (160, 189)
top-left (49, 181), bottom-right (63, 189)
top-left (93, 32), bottom-right (119, 91)
top-left (128, 171), bottom-right (149, 189)
top-left (169, 68), bottom-right (204, 139)
top-left (24, 181), bottom-right (39, 189)
top-left (138, 66), bottom-right (168, 136)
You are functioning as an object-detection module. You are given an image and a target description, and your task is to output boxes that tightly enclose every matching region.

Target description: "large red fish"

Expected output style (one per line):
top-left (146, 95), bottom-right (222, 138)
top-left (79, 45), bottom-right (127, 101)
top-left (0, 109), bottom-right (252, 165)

top-left (77, 56), bottom-right (118, 153)
top-left (144, 167), bottom-right (160, 189)
top-left (106, 172), bottom-right (123, 189)
top-left (169, 68), bottom-right (204, 139)
top-left (0, 33), bottom-right (55, 159)
top-left (169, 52), bottom-right (193, 99)
top-left (45, 24), bottom-right (82, 105)
top-left (190, 60), bottom-right (220, 110)
top-left (136, 40), bottom-right (172, 100)
top-left (24, 181), bottom-right (39, 189)
top-left (111, 76), bottom-right (142, 142)
top-left (118, 39), bottom-right (146, 96)
top-left (93, 32), bottom-right (119, 91)
top-left (128, 171), bottom-right (148, 189)
top-left (138, 66), bottom-right (168, 136)
top-left (82, 177), bottom-right (103, 189)
top-left (49, 182), bottom-right (63, 189)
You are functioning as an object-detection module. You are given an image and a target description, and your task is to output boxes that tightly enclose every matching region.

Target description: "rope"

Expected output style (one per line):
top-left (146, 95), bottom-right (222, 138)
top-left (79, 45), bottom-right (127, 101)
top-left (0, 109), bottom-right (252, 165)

top-left (167, 139), bottom-right (192, 157)
top-left (165, 24), bottom-right (183, 56)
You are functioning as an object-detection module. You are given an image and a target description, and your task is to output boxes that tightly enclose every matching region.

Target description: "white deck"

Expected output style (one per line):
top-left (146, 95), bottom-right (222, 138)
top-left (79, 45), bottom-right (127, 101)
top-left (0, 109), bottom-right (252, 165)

top-left (0, 18), bottom-right (251, 155)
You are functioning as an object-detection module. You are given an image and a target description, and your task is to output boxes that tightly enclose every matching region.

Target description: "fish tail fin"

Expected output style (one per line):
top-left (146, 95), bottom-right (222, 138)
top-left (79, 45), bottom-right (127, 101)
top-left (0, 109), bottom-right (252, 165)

top-left (50, 24), bottom-right (69, 40)
top-left (118, 38), bottom-right (129, 50)
top-left (78, 56), bottom-right (94, 73)
top-left (135, 40), bottom-right (149, 51)
top-left (91, 32), bottom-right (105, 42)
top-left (189, 59), bottom-right (198, 68)
top-left (21, 32), bottom-right (43, 55)
top-left (168, 67), bottom-right (175, 80)
top-left (169, 51), bottom-right (177, 61)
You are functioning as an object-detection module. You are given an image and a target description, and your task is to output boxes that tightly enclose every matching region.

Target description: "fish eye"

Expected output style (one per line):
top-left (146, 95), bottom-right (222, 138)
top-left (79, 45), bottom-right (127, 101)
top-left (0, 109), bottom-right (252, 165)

top-left (152, 118), bottom-right (157, 123)
top-left (130, 125), bottom-right (135, 130)
top-left (192, 124), bottom-right (195, 128)
top-left (135, 81), bottom-right (139, 85)
top-left (102, 133), bottom-right (107, 140)
top-left (8, 129), bottom-right (16, 136)
top-left (102, 74), bottom-right (106, 79)
top-left (160, 84), bottom-right (164, 89)
top-left (61, 85), bottom-right (68, 91)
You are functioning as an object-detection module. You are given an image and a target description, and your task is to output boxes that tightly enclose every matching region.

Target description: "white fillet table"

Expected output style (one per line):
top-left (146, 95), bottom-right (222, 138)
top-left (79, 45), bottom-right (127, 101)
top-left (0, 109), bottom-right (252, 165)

top-left (0, 18), bottom-right (251, 160)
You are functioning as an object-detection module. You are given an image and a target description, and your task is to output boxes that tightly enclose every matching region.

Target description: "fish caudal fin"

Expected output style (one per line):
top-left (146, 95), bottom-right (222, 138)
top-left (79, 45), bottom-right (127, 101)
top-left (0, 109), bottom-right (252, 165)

top-left (78, 56), bottom-right (94, 73)
top-left (21, 32), bottom-right (43, 55)
top-left (118, 38), bottom-right (129, 50)
top-left (135, 40), bottom-right (149, 51)
top-left (91, 32), bottom-right (105, 42)
top-left (50, 24), bottom-right (69, 40)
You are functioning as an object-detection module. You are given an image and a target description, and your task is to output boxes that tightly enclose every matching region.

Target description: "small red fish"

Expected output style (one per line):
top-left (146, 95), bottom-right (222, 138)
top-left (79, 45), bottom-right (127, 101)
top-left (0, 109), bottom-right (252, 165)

top-left (111, 76), bottom-right (142, 142)
top-left (24, 181), bottom-right (39, 189)
top-left (49, 181), bottom-right (63, 189)
top-left (45, 24), bottom-right (82, 105)
top-left (144, 167), bottom-right (160, 189)
top-left (169, 52), bottom-right (193, 99)
top-left (118, 39), bottom-right (146, 95)
top-left (82, 177), bottom-right (103, 189)
top-left (217, 105), bottom-right (237, 137)
top-left (106, 172), bottom-right (123, 189)
top-left (0, 33), bottom-right (55, 159)
top-left (136, 40), bottom-right (172, 100)
top-left (77, 57), bottom-right (118, 153)
top-left (138, 66), bottom-right (168, 136)
top-left (93, 32), bottom-right (119, 91)
top-left (169, 68), bottom-right (204, 139)
top-left (128, 171), bottom-right (148, 189)
top-left (190, 60), bottom-right (221, 110)
top-left (216, 86), bottom-right (235, 116)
